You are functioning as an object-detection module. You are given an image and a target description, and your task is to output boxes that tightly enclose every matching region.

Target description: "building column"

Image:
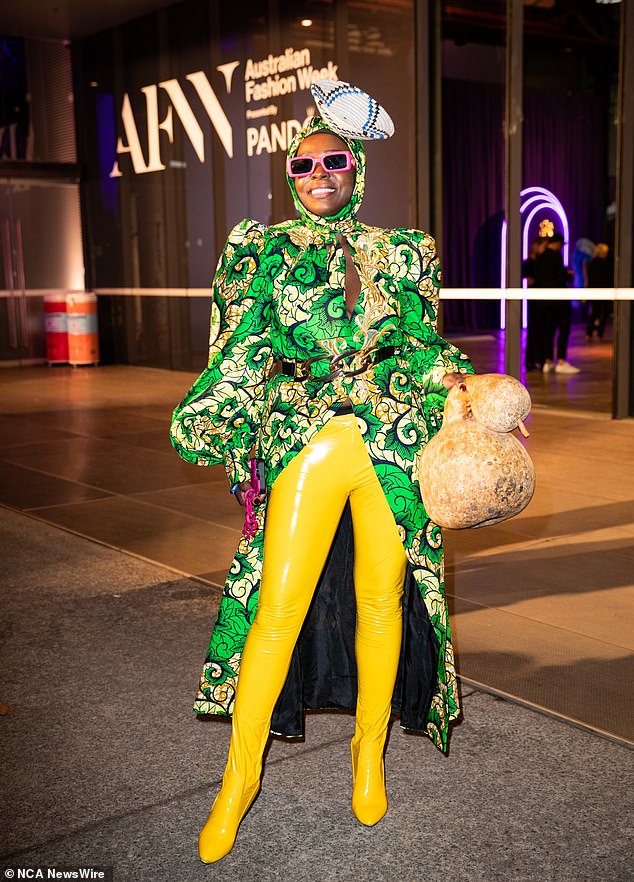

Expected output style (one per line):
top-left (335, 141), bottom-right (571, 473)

top-left (415, 0), bottom-right (443, 327)
top-left (613, 0), bottom-right (634, 418)
top-left (504, 0), bottom-right (523, 378)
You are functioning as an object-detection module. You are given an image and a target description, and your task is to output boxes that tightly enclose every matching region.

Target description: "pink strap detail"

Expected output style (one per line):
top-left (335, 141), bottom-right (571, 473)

top-left (242, 459), bottom-right (261, 539)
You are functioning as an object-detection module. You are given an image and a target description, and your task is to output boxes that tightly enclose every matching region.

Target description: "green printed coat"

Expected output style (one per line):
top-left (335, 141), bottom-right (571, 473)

top-left (170, 117), bottom-right (473, 752)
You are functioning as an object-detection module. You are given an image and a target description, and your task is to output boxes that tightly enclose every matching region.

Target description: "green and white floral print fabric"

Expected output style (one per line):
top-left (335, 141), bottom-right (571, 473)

top-left (170, 115), bottom-right (474, 751)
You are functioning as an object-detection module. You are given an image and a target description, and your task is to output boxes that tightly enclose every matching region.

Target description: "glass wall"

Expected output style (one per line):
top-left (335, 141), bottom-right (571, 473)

top-left (438, 1), bottom-right (619, 322)
top-left (520, 0), bottom-right (620, 408)
top-left (348, 0), bottom-right (416, 230)
top-left (434, 0), bottom-right (623, 413)
top-left (70, 0), bottom-right (629, 413)
top-left (0, 34), bottom-right (81, 365)
top-left (0, 35), bottom-right (76, 163)
top-left (440, 0), bottom-right (506, 330)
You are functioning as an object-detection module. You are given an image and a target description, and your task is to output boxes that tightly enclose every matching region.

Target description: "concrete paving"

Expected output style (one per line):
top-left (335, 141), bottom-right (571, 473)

top-left (1, 507), bottom-right (632, 882)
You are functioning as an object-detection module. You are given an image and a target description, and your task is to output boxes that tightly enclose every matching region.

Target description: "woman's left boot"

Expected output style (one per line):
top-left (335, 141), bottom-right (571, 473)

top-left (349, 534), bottom-right (405, 828)
top-left (351, 729), bottom-right (388, 826)
top-left (350, 620), bottom-right (398, 828)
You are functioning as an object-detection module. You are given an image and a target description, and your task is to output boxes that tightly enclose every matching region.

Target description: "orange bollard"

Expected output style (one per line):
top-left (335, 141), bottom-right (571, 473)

top-left (67, 293), bottom-right (99, 366)
top-left (44, 294), bottom-right (69, 364)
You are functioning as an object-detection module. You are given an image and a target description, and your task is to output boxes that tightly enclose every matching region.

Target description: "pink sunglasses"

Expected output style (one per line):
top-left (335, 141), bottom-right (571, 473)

top-left (287, 150), bottom-right (356, 178)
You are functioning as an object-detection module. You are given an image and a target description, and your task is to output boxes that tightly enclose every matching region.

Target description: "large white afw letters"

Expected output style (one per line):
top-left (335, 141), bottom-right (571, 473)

top-left (110, 70), bottom-right (234, 177)
top-left (109, 48), bottom-right (338, 175)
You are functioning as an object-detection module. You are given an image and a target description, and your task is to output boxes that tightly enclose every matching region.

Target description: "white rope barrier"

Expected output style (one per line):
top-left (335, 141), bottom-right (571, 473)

top-left (441, 287), bottom-right (632, 301)
top-left (2, 287), bottom-right (632, 301)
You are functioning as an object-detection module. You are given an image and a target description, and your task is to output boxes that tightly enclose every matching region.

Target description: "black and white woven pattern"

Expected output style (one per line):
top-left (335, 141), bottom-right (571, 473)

top-left (310, 79), bottom-right (394, 140)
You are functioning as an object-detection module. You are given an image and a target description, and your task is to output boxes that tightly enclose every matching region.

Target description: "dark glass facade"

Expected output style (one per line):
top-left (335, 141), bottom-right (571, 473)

top-left (2, 0), bottom-right (620, 412)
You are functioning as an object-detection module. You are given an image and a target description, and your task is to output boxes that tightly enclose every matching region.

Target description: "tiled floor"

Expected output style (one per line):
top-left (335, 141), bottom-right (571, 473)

top-left (450, 322), bottom-right (615, 414)
top-left (1, 324), bottom-right (632, 743)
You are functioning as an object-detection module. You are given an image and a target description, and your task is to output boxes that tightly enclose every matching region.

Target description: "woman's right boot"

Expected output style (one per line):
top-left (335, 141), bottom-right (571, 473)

top-left (197, 428), bottom-right (360, 860)
top-left (198, 713), bottom-right (268, 863)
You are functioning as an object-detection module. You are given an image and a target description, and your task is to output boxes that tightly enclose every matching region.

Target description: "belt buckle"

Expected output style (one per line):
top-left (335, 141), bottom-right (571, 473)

top-left (326, 351), bottom-right (346, 380)
top-left (330, 348), bottom-right (374, 379)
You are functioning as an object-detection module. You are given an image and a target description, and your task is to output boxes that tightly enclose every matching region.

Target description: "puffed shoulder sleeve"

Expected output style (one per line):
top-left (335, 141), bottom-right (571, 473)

top-left (170, 219), bottom-right (272, 486)
top-left (396, 231), bottom-right (473, 395)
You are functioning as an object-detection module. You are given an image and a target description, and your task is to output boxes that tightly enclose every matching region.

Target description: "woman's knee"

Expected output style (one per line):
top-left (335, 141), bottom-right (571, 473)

top-left (251, 589), bottom-right (310, 636)
top-left (356, 574), bottom-right (405, 627)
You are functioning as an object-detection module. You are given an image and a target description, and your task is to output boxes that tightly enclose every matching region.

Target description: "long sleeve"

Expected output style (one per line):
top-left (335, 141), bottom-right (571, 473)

top-left (397, 233), bottom-right (473, 397)
top-left (170, 219), bottom-right (273, 486)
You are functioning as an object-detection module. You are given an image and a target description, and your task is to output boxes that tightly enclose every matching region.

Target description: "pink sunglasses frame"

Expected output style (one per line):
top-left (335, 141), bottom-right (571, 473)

top-left (287, 150), bottom-right (356, 178)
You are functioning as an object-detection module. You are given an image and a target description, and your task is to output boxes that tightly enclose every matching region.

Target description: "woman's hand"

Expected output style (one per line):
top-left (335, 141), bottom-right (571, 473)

top-left (233, 480), bottom-right (267, 507)
top-left (442, 372), bottom-right (469, 392)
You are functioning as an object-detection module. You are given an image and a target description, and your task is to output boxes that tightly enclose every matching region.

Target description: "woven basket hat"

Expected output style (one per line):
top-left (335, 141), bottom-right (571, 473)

top-left (310, 79), bottom-right (394, 140)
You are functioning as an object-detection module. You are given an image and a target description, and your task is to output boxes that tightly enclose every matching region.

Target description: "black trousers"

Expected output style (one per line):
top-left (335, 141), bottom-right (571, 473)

top-left (527, 300), bottom-right (569, 366)
top-left (536, 300), bottom-right (571, 363)
top-left (552, 301), bottom-right (571, 361)
top-left (586, 301), bottom-right (609, 339)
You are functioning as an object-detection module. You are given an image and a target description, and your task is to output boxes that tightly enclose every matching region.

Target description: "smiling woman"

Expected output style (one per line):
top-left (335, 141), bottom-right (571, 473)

top-left (170, 104), bottom-right (474, 864)
top-left (291, 132), bottom-right (356, 216)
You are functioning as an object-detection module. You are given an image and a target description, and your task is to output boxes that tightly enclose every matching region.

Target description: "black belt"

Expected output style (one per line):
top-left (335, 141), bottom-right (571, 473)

top-left (280, 346), bottom-right (396, 383)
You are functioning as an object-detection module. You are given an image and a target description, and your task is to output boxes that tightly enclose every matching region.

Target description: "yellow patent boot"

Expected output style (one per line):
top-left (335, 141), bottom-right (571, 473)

top-left (198, 699), bottom-right (269, 862)
top-left (349, 509), bottom-right (404, 829)
top-left (198, 766), bottom-right (260, 863)
top-left (351, 733), bottom-right (388, 826)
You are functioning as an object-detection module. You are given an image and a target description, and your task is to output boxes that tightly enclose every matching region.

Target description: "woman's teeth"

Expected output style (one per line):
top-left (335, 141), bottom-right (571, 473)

top-left (310, 187), bottom-right (335, 197)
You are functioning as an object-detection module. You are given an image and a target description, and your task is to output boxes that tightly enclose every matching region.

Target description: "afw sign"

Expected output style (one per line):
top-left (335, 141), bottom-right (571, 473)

top-left (109, 47), bottom-right (338, 176)
top-left (110, 61), bottom-right (239, 176)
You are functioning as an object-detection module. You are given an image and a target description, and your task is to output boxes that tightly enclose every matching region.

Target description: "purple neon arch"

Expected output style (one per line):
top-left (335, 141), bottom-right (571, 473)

top-left (500, 187), bottom-right (570, 328)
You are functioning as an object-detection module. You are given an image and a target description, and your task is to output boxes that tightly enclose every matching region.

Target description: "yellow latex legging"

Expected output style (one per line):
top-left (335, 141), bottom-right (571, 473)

top-left (226, 412), bottom-right (408, 783)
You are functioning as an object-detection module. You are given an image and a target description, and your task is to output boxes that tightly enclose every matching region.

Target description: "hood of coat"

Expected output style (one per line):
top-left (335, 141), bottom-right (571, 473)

top-left (286, 115), bottom-right (366, 230)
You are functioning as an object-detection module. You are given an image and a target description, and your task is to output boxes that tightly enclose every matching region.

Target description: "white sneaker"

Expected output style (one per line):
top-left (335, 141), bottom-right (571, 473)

top-left (542, 361), bottom-right (555, 373)
top-left (555, 360), bottom-right (580, 374)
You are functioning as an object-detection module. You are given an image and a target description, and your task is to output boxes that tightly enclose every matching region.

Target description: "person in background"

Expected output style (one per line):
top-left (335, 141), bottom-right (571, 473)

top-left (585, 243), bottom-right (613, 342)
top-left (523, 236), bottom-right (548, 371)
top-left (572, 238), bottom-right (596, 290)
top-left (533, 232), bottom-right (579, 374)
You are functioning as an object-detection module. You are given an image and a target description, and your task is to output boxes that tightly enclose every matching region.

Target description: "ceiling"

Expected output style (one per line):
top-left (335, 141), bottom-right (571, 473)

top-left (0, 0), bottom-right (184, 41)
top-left (0, 0), bottom-right (620, 45)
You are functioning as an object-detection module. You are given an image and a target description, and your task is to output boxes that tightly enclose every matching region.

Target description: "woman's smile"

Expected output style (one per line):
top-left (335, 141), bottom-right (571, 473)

top-left (308, 184), bottom-right (336, 198)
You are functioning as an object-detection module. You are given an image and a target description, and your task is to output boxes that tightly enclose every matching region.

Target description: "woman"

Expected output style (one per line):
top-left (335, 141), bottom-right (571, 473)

top-left (170, 114), bottom-right (474, 863)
